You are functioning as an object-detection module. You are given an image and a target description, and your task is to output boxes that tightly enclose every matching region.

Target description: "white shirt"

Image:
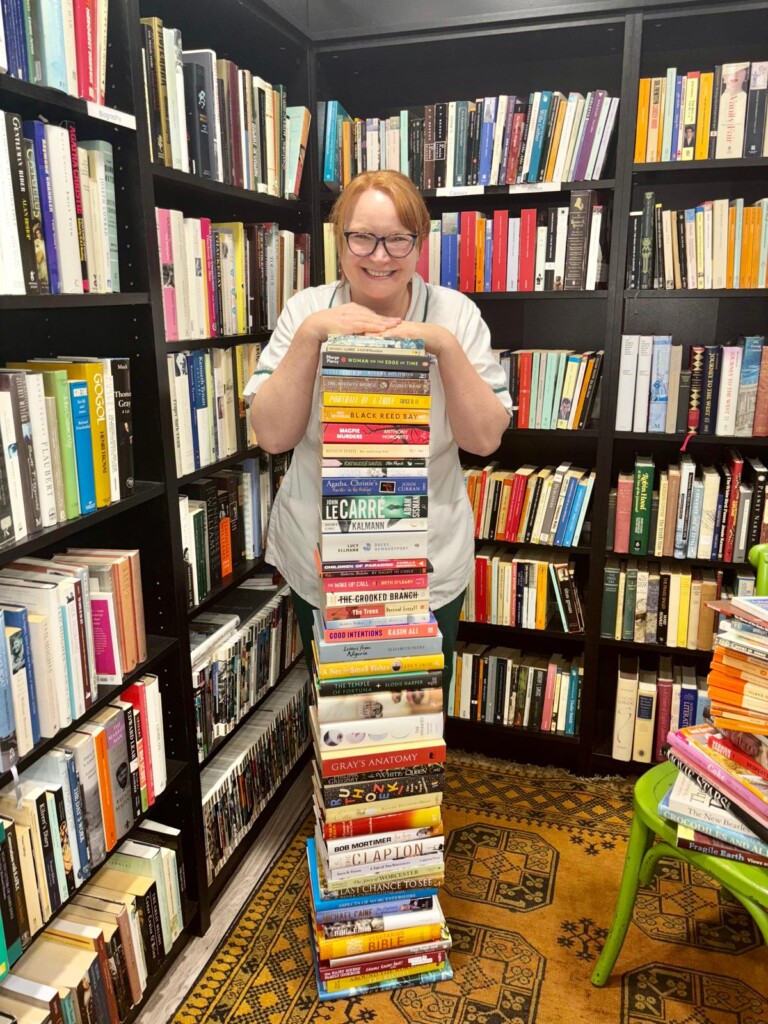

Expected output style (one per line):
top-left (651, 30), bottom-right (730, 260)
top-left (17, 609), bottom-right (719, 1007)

top-left (246, 274), bottom-right (513, 608)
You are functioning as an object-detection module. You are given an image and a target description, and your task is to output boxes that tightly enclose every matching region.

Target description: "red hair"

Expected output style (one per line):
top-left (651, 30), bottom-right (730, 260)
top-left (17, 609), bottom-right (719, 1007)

top-left (329, 170), bottom-right (431, 253)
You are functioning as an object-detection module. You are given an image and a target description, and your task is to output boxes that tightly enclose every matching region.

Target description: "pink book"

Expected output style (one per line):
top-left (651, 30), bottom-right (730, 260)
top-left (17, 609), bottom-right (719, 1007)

top-left (613, 472), bottom-right (634, 553)
top-left (491, 210), bottom-right (509, 292)
top-left (415, 240), bottom-right (430, 283)
top-left (323, 573), bottom-right (429, 593)
top-left (91, 592), bottom-right (123, 683)
top-left (156, 208), bottom-right (179, 341)
top-left (518, 209), bottom-right (537, 291)
top-left (654, 676), bottom-right (673, 761)
top-left (540, 660), bottom-right (558, 732)
top-left (73, 0), bottom-right (96, 100)
top-left (199, 217), bottom-right (217, 337)
top-left (753, 347), bottom-right (768, 437)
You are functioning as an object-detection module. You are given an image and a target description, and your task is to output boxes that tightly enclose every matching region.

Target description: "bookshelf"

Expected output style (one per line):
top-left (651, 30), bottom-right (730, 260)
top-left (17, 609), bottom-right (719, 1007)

top-left (310, 0), bottom-right (768, 776)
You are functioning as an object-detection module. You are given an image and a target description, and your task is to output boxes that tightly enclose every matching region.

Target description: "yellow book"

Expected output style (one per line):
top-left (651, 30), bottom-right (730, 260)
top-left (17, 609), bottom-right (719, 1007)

top-left (316, 923), bottom-right (445, 961)
top-left (752, 203), bottom-right (763, 287)
top-left (545, 97), bottom-right (568, 181)
top-left (535, 559), bottom-right (549, 630)
top-left (635, 78), bottom-right (652, 162)
top-left (321, 407), bottom-right (431, 425)
top-left (694, 72), bottom-right (713, 160)
top-left (321, 392), bottom-right (432, 409)
top-left (677, 569), bottom-right (692, 648)
top-left (695, 207), bottom-right (705, 288)
top-left (341, 118), bottom-right (354, 189)
top-left (322, 444), bottom-right (428, 459)
top-left (474, 216), bottom-right (486, 292)
top-left (740, 207), bottom-right (754, 289)
top-left (322, 960), bottom-right (437, 994)
top-left (312, 646), bottom-right (444, 680)
top-left (681, 74), bottom-right (699, 160)
top-left (655, 77), bottom-right (667, 161)
top-left (211, 222), bottom-right (246, 332)
top-left (317, 792), bottom-right (444, 825)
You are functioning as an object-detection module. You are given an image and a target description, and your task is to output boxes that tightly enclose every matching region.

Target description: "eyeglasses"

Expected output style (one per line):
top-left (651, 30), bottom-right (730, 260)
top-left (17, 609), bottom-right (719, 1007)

top-left (343, 231), bottom-right (418, 258)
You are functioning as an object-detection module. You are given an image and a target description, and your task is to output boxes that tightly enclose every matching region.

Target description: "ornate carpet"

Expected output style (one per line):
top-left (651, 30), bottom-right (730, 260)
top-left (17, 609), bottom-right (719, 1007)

top-left (170, 752), bottom-right (768, 1024)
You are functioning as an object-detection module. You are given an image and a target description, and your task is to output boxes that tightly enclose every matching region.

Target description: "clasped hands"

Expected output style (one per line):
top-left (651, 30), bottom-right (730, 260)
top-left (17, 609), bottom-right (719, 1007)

top-left (301, 302), bottom-right (455, 358)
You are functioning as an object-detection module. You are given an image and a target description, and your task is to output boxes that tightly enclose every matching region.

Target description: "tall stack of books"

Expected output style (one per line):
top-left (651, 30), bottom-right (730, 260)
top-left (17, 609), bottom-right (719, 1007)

top-left (659, 595), bottom-right (768, 866)
top-left (306, 335), bottom-right (453, 999)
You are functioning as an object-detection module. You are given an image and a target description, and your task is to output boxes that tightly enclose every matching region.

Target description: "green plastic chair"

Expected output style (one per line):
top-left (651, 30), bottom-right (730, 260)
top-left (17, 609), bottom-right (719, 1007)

top-left (591, 760), bottom-right (768, 986)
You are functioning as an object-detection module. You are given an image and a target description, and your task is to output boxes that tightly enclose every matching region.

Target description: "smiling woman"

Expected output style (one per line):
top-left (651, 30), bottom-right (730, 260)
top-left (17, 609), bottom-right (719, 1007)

top-left (246, 170), bottom-right (512, 695)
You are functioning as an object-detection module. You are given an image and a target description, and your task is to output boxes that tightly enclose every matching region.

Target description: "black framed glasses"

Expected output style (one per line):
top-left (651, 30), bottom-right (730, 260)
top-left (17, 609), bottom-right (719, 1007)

top-left (343, 231), bottom-right (419, 258)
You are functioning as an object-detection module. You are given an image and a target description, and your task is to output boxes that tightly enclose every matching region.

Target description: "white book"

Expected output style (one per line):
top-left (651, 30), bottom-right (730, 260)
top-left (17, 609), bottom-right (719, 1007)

top-left (584, 205), bottom-right (603, 289)
top-left (584, 97), bottom-right (611, 180)
top-left (24, 372), bottom-right (57, 527)
top-left (661, 67), bottom-right (677, 162)
top-left (715, 346), bottom-right (743, 435)
top-left (0, 392), bottom-right (26, 539)
top-left (632, 675), bottom-right (657, 763)
top-left (0, 125), bottom-right (25, 294)
top-left (78, 148), bottom-right (99, 293)
top-left (60, 0), bottom-right (79, 96)
top-left (506, 217), bottom-right (520, 291)
top-left (169, 210), bottom-right (192, 339)
top-left (612, 655), bottom-right (639, 761)
top-left (44, 396), bottom-right (66, 522)
top-left (566, 91), bottom-right (592, 180)
top-left (5, 625), bottom-right (34, 756)
top-left (428, 220), bottom-right (441, 285)
top-left (84, 147), bottom-right (113, 292)
top-left (171, 353), bottom-right (195, 476)
top-left (592, 96), bottom-right (620, 179)
top-left (715, 62), bottom-right (750, 159)
top-left (703, 202), bottom-right (713, 289)
top-left (445, 101), bottom-right (457, 188)
top-left (165, 355), bottom-right (183, 475)
top-left (179, 495), bottom-right (199, 607)
top-left (45, 124), bottom-right (83, 293)
top-left (490, 94), bottom-right (508, 186)
top-left (665, 345), bottom-right (683, 433)
top-left (661, 209), bottom-right (675, 289)
top-left (615, 335), bottom-right (640, 430)
top-left (521, 92), bottom-right (541, 182)
top-left (552, 93), bottom-right (581, 184)
top-left (684, 211), bottom-right (697, 290)
top-left (142, 674), bottom-right (167, 797)
top-left (712, 198), bottom-right (729, 289)
top-left (632, 335), bottom-right (654, 432)
top-left (534, 224), bottom-right (547, 290)
top-left (696, 465), bottom-right (721, 558)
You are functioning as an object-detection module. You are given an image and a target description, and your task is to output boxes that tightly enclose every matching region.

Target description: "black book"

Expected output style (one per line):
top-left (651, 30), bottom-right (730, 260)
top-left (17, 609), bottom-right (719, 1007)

top-left (4, 111), bottom-right (38, 294)
top-left (676, 369), bottom-right (692, 433)
top-left (408, 115), bottom-right (424, 190)
top-left (516, 94), bottom-right (534, 183)
top-left (625, 211), bottom-right (642, 289)
top-left (215, 470), bottom-right (243, 567)
top-left (676, 210), bottom-right (688, 289)
top-left (468, 98), bottom-right (484, 186)
top-left (216, 67), bottom-right (232, 186)
top-left (657, 569), bottom-right (670, 645)
top-left (577, 350), bottom-right (603, 429)
top-left (529, 665), bottom-right (546, 730)
top-left (488, 475), bottom-right (502, 539)
top-left (422, 104), bottom-right (436, 190)
top-left (142, 24), bottom-right (163, 164)
top-left (110, 358), bottom-right (135, 498)
top-left (433, 102), bottom-right (448, 189)
top-left (0, 826), bottom-right (21, 961)
top-left (544, 205), bottom-right (558, 289)
top-left (743, 457), bottom-right (768, 550)
top-left (493, 657), bottom-right (508, 725)
top-left (639, 191), bottom-right (655, 290)
top-left (185, 478), bottom-right (222, 583)
top-left (744, 66), bottom-right (767, 158)
top-left (537, 93), bottom-right (561, 183)
top-left (508, 351), bottom-right (519, 428)
top-left (182, 62), bottom-right (203, 178)
top-left (49, 783), bottom-right (75, 897)
top-left (653, 202), bottom-right (664, 290)
top-left (699, 346), bottom-right (721, 435)
top-left (111, 701), bottom-right (142, 819)
top-left (0, 371), bottom-right (41, 535)
top-left (709, 65), bottom-right (723, 159)
top-left (464, 105), bottom-right (477, 186)
top-left (1, 819), bottom-right (29, 950)
top-left (563, 189), bottom-right (593, 290)
top-left (0, 421), bottom-right (15, 551)
top-left (34, 788), bottom-right (62, 914)
top-left (254, 83), bottom-right (269, 192)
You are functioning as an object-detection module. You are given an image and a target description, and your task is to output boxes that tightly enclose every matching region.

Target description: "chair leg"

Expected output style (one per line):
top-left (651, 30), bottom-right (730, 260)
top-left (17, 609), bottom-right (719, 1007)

top-left (638, 841), bottom-right (677, 885)
top-left (590, 814), bottom-right (655, 987)
top-left (731, 894), bottom-right (768, 945)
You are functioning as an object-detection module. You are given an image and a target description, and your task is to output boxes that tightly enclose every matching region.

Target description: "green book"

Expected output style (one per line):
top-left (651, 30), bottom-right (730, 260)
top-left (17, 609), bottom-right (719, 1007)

top-left (622, 566), bottom-right (638, 642)
top-left (529, 353), bottom-right (540, 428)
top-left (40, 369), bottom-right (80, 520)
top-left (601, 559), bottom-right (621, 638)
top-left (540, 351), bottom-right (560, 430)
top-left (0, 821), bottom-right (21, 965)
top-left (630, 455), bottom-right (655, 556)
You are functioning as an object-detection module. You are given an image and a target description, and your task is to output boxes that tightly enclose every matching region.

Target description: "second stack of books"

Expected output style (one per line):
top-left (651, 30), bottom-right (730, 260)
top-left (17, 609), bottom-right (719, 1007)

top-left (307, 335), bottom-right (453, 998)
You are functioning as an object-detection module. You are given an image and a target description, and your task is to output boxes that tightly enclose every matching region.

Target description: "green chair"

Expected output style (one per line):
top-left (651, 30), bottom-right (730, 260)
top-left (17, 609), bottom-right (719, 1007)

top-left (591, 760), bottom-right (768, 986)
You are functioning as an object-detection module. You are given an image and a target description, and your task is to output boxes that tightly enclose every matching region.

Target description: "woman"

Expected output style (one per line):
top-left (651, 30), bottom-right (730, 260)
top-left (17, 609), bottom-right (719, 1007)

top-left (248, 170), bottom-right (512, 693)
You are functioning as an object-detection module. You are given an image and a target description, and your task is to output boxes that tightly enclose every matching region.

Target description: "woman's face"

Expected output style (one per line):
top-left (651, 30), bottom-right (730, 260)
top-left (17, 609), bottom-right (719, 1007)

top-left (724, 67), bottom-right (747, 94)
top-left (340, 189), bottom-right (421, 315)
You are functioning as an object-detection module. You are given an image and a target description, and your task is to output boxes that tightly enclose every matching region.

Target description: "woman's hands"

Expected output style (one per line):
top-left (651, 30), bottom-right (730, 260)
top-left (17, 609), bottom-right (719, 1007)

top-left (373, 321), bottom-right (456, 358)
top-left (296, 303), bottom-right (403, 348)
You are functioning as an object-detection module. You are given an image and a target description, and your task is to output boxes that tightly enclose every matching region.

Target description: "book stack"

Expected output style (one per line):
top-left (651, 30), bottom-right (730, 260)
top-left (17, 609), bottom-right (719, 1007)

top-left (656, 595), bottom-right (768, 865)
top-left (307, 335), bottom-right (453, 999)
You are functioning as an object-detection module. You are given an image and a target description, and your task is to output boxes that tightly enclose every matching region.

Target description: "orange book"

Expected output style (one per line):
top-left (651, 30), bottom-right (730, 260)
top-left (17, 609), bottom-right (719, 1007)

top-left (713, 648), bottom-right (768, 681)
top-left (65, 547), bottom-right (147, 664)
top-left (341, 119), bottom-right (353, 189)
top-left (545, 98), bottom-right (567, 181)
top-left (707, 668), bottom-right (768, 696)
top-left (515, 479), bottom-right (536, 542)
top-left (694, 72), bottom-right (714, 160)
top-left (535, 560), bottom-right (549, 630)
top-left (726, 206), bottom-right (736, 288)
top-left (708, 685), bottom-right (768, 712)
top-left (474, 216), bottom-right (486, 292)
top-left (219, 516), bottom-right (233, 576)
top-left (571, 354), bottom-right (595, 428)
top-left (751, 204), bottom-right (762, 287)
top-left (496, 473), bottom-right (515, 541)
top-left (634, 78), bottom-right (652, 163)
top-left (740, 207), bottom-right (754, 289)
top-left (315, 922), bottom-right (445, 961)
top-left (77, 721), bottom-right (117, 850)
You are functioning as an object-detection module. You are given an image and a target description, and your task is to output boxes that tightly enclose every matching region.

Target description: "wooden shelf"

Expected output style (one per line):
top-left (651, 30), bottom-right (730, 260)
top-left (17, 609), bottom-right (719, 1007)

top-left (152, 165), bottom-right (311, 211)
top-left (0, 292), bottom-right (150, 309)
top-left (177, 448), bottom-right (261, 485)
top-left (0, 482), bottom-right (166, 564)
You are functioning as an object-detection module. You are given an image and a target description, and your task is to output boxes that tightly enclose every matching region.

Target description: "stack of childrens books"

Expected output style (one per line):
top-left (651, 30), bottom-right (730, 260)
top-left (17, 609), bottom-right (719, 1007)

top-left (306, 335), bottom-right (453, 999)
top-left (658, 594), bottom-right (768, 866)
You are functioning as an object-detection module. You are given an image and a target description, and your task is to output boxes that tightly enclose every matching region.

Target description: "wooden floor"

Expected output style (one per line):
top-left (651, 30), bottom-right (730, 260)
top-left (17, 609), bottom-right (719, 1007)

top-left (136, 762), bottom-right (313, 1024)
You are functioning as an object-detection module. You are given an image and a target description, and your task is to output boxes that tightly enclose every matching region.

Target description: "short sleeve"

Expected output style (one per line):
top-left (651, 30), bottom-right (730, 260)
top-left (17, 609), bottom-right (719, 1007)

top-left (456, 298), bottom-right (513, 416)
top-left (243, 292), bottom-right (305, 399)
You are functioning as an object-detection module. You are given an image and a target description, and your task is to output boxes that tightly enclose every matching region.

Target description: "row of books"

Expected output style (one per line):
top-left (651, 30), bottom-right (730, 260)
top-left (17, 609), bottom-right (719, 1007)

top-left (635, 61), bottom-right (768, 164)
top-left (0, 116), bottom-right (119, 296)
top-left (0, 671), bottom-right (167, 952)
top-left (601, 558), bottom-right (732, 650)
top-left (497, 349), bottom-right (603, 431)
top-left (0, 359), bottom-right (135, 541)
top-left (202, 671), bottom-right (309, 884)
top-left (611, 452), bottom-right (767, 562)
top-left (450, 646), bottom-right (583, 735)
top-left (616, 334), bottom-right (768, 438)
top-left (0, 548), bottom-right (147, 765)
top-left (189, 581), bottom-right (301, 762)
top-left (140, 18), bottom-right (311, 198)
top-left (0, 0), bottom-right (109, 103)
top-left (462, 547), bottom-right (586, 634)
top-left (156, 210), bottom-right (310, 341)
top-left (165, 344), bottom-right (260, 477)
top-left (320, 88), bottom-right (618, 192)
top-left (612, 655), bottom-right (709, 762)
top-left (178, 455), bottom-right (288, 605)
top-left (465, 462), bottom-right (595, 547)
top-left (0, 816), bottom-right (187, 1023)
top-left (626, 194), bottom-right (768, 291)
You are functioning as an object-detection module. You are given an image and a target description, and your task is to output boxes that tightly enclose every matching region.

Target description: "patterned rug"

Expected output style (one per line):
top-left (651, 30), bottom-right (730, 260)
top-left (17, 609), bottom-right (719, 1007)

top-left (170, 752), bottom-right (767, 1024)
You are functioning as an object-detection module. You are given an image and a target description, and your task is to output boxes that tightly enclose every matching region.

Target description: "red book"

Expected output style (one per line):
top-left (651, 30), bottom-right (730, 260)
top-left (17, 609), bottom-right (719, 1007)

top-left (65, 122), bottom-right (89, 292)
top-left (517, 351), bottom-right (533, 427)
top-left (319, 740), bottom-right (447, 779)
top-left (73, 0), bottom-right (96, 101)
top-left (491, 210), bottom-right (509, 291)
top-left (539, 660), bottom-right (558, 732)
top-left (122, 683), bottom-right (155, 806)
top-left (654, 675), bottom-right (673, 761)
top-left (475, 554), bottom-right (487, 623)
top-left (518, 208), bottom-right (537, 291)
top-left (505, 468), bottom-right (533, 540)
top-left (322, 424), bottom-right (430, 445)
top-left (320, 619), bottom-right (439, 642)
top-left (708, 732), bottom-right (768, 781)
top-left (323, 573), bottom-right (428, 593)
top-left (459, 211), bottom-right (478, 292)
top-left (415, 239), bottom-right (430, 282)
top-left (613, 472), bottom-right (634, 554)
top-left (723, 448), bottom-right (744, 562)
top-left (505, 103), bottom-right (527, 184)
top-left (320, 805), bottom-right (442, 838)
top-left (753, 347), bottom-right (768, 437)
top-left (200, 218), bottom-right (217, 336)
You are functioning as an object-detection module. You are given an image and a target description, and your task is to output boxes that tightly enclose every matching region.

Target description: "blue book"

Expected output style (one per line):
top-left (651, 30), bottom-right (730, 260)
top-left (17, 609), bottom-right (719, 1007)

top-left (322, 100), bottom-right (340, 185)
top-left (483, 220), bottom-right (493, 292)
top-left (0, 605), bottom-right (40, 745)
top-left (306, 838), bottom-right (437, 912)
top-left (565, 664), bottom-right (579, 735)
top-left (686, 479), bottom-right (704, 558)
top-left (315, 892), bottom-right (435, 926)
top-left (735, 335), bottom-right (764, 435)
top-left (562, 478), bottom-right (588, 548)
top-left (658, 790), bottom-right (768, 858)
top-left (68, 380), bottom-right (97, 514)
top-left (526, 91), bottom-right (552, 183)
top-left (648, 335), bottom-right (671, 432)
top-left (0, 611), bottom-right (17, 771)
top-left (440, 212), bottom-right (458, 289)
top-left (37, 0), bottom-right (68, 91)
top-left (711, 472), bottom-right (727, 559)
top-left (670, 75), bottom-right (684, 160)
top-left (1, 0), bottom-right (28, 80)
top-left (23, 120), bottom-right (60, 294)
top-left (321, 477), bottom-right (428, 497)
top-left (185, 353), bottom-right (202, 470)
top-left (554, 476), bottom-right (580, 547)
top-left (678, 681), bottom-right (698, 728)
top-left (61, 748), bottom-right (91, 881)
top-left (477, 96), bottom-right (498, 186)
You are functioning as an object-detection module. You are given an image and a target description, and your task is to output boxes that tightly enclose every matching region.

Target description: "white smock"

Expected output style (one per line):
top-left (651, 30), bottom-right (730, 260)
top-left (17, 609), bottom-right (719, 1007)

top-left (245, 273), bottom-right (513, 609)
